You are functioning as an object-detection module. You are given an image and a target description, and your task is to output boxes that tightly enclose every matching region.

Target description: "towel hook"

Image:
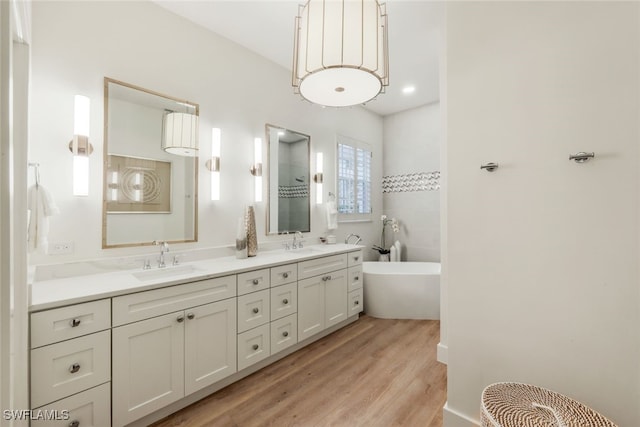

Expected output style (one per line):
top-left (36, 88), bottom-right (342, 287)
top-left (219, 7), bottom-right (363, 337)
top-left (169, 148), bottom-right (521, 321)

top-left (480, 162), bottom-right (499, 172)
top-left (28, 162), bottom-right (41, 187)
top-left (569, 152), bottom-right (595, 163)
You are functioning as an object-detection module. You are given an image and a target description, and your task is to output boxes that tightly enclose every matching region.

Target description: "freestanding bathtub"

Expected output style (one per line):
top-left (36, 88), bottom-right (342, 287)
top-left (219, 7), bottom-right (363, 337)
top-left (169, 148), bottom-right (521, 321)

top-left (363, 262), bottom-right (441, 320)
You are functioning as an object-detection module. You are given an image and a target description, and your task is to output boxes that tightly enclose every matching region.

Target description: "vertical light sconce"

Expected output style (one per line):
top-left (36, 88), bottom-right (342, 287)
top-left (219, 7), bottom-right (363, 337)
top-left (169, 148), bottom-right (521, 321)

top-left (250, 137), bottom-right (263, 202)
top-left (206, 128), bottom-right (221, 201)
top-left (69, 95), bottom-right (92, 196)
top-left (314, 152), bottom-right (324, 204)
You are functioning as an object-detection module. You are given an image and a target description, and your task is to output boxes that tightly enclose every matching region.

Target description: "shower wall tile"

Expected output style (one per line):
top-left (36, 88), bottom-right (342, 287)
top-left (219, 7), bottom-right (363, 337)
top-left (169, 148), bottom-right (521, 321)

top-left (382, 103), bottom-right (441, 262)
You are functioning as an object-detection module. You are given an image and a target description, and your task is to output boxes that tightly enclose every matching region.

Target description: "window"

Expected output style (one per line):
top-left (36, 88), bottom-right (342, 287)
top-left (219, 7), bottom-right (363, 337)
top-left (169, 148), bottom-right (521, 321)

top-left (337, 136), bottom-right (372, 219)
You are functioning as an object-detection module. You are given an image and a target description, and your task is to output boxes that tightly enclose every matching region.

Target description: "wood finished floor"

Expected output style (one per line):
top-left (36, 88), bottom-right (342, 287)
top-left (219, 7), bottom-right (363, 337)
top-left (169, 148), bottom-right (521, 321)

top-left (151, 315), bottom-right (447, 427)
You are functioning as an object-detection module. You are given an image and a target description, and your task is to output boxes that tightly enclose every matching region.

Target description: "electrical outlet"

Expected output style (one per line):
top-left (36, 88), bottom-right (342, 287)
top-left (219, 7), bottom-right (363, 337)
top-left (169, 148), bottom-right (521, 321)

top-left (49, 241), bottom-right (74, 255)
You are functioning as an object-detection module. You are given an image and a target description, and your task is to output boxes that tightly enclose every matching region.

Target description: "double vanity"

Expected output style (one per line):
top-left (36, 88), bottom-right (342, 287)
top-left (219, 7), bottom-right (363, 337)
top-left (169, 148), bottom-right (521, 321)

top-left (28, 244), bottom-right (364, 427)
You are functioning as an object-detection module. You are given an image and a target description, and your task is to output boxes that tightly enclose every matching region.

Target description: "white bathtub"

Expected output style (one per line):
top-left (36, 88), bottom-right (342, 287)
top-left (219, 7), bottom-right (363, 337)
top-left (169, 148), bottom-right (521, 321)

top-left (363, 262), bottom-right (441, 320)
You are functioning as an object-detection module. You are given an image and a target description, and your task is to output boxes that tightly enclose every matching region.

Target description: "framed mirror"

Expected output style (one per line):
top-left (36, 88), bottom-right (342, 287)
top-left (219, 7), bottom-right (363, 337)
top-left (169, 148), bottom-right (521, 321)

top-left (266, 124), bottom-right (311, 235)
top-left (102, 78), bottom-right (199, 248)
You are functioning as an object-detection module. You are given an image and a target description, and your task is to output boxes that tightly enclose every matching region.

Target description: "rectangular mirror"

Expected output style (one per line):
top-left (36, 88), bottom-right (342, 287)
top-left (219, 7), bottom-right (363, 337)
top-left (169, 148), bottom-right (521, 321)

top-left (266, 124), bottom-right (310, 235)
top-left (102, 78), bottom-right (199, 248)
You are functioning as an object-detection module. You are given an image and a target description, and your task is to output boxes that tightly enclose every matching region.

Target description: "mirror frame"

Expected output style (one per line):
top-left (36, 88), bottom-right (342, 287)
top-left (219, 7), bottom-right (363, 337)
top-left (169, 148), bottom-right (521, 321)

top-left (266, 124), bottom-right (311, 235)
top-left (102, 77), bottom-right (199, 248)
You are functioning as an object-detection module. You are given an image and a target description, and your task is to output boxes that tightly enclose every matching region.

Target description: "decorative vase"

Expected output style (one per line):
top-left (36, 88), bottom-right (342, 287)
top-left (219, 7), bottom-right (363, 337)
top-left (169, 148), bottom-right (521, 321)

top-left (245, 205), bottom-right (258, 257)
top-left (378, 253), bottom-right (390, 262)
top-left (235, 216), bottom-right (247, 259)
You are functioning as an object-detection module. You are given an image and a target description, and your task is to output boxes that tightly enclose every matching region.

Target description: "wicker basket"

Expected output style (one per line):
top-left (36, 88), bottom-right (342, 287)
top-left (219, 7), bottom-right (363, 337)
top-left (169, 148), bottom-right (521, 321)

top-left (481, 382), bottom-right (618, 427)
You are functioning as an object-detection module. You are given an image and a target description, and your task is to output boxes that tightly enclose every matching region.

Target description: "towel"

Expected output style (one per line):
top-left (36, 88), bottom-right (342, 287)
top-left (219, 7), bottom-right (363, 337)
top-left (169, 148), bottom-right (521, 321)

top-left (27, 184), bottom-right (59, 253)
top-left (326, 200), bottom-right (338, 230)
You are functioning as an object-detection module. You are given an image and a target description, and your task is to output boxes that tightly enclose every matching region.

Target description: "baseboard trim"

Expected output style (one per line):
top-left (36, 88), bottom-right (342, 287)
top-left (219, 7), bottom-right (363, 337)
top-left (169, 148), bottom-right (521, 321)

top-left (443, 402), bottom-right (481, 427)
top-left (437, 342), bottom-right (448, 364)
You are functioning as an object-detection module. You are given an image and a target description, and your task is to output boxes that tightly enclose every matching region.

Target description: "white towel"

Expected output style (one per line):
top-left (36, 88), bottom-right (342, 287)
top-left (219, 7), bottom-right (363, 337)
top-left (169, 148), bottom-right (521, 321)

top-left (326, 200), bottom-right (338, 230)
top-left (27, 184), bottom-right (59, 253)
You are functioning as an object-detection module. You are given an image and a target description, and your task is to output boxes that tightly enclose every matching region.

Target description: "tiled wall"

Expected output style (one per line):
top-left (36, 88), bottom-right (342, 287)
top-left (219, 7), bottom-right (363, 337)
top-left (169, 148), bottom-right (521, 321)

top-left (382, 103), bottom-right (441, 261)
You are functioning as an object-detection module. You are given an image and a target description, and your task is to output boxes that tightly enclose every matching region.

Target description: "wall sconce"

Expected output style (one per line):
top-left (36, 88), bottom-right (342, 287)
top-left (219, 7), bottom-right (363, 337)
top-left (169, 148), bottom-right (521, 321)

top-left (250, 137), bottom-right (263, 202)
top-left (162, 112), bottom-right (198, 156)
top-left (206, 128), bottom-right (221, 201)
top-left (69, 95), bottom-right (92, 196)
top-left (314, 152), bottom-right (324, 204)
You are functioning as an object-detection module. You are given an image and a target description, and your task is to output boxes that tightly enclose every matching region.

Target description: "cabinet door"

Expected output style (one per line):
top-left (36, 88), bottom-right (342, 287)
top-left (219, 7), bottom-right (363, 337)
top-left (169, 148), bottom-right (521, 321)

top-left (31, 383), bottom-right (111, 427)
top-left (30, 330), bottom-right (111, 408)
top-left (348, 288), bottom-right (364, 316)
top-left (270, 282), bottom-right (297, 321)
top-left (298, 276), bottom-right (325, 341)
top-left (237, 323), bottom-right (271, 371)
top-left (184, 299), bottom-right (237, 396)
top-left (112, 312), bottom-right (185, 427)
top-left (325, 269), bottom-right (348, 328)
top-left (237, 289), bottom-right (270, 333)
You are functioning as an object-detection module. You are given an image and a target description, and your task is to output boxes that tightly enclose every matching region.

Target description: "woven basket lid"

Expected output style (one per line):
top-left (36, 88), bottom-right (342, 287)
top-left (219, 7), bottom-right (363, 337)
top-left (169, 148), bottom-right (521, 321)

top-left (481, 382), bottom-right (618, 427)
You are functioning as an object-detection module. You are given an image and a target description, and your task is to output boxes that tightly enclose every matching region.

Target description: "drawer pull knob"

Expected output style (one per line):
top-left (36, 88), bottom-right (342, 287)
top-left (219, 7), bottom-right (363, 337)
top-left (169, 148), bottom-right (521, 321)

top-left (69, 421), bottom-right (80, 427)
top-left (283, 331), bottom-right (289, 337)
top-left (354, 256), bottom-right (359, 261)
top-left (355, 276), bottom-right (360, 281)
top-left (355, 300), bottom-right (360, 305)
top-left (187, 313), bottom-right (195, 320)
top-left (252, 279), bottom-right (259, 285)
top-left (70, 318), bottom-right (81, 327)
top-left (177, 315), bottom-right (185, 323)
top-left (253, 308), bottom-right (259, 314)
top-left (283, 298), bottom-right (289, 304)
top-left (252, 344), bottom-right (259, 351)
top-left (282, 272), bottom-right (289, 278)
top-left (69, 363), bottom-right (81, 374)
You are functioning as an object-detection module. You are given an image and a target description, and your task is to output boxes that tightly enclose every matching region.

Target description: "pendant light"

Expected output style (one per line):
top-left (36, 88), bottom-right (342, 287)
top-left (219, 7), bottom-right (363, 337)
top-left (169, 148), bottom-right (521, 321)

top-left (292, 0), bottom-right (389, 107)
top-left (162, 111), bottom-right (198, 156)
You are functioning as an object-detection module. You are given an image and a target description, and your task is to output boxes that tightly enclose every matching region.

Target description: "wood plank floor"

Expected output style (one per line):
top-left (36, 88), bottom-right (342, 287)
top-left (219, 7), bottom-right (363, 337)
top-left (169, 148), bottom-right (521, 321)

top-left (151, 315), bottom-right (447, 427)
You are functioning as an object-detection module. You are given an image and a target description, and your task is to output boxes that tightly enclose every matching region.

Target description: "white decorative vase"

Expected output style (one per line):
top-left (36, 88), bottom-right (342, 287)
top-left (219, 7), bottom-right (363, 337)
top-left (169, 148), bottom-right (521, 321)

top-left (378, 253), bottom-right (390, 262)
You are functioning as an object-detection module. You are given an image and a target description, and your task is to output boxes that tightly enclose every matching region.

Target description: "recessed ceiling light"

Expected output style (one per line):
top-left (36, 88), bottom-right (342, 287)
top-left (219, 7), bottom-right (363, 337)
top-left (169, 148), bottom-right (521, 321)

top-left (402, 86), bottom-right (416, 94)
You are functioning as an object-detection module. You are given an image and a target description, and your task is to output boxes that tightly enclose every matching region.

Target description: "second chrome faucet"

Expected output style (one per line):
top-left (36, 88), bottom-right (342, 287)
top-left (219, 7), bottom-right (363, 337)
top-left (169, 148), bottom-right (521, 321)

top-left (153, 240), bottom-right (170, 268)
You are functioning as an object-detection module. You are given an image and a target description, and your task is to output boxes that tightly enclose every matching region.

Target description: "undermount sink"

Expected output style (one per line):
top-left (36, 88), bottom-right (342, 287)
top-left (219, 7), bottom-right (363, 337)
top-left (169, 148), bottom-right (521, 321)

top-left (285, 246), bottom-right (325, 255)
top-left (132, 264), bottom-right (201, 281)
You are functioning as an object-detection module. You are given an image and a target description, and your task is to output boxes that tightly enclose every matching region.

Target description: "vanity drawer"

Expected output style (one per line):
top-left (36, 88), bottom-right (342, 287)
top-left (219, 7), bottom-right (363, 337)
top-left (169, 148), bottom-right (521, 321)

top-left (237, 289), bottom-right (270, 333)
top-left (347, 250), bottom-right (363, 267)
top-left (112, 275), bottom-right (236, 326)
top-left (348, 266), bottom-right (363, 292)
top-left (270, 314), bottom-right (297, 355)
top-left (270, 282), bottom-right (297, 321)
top-left (298, 254), bottom-right (348, 280)
top-left (31, 382), bottom-right (111, 427)
top-left (237, 268), bottom-right (270, 296)
top-left (270, 263), bottom-right (297, 287)
top-left (348, 288), bottom-right (364, 317)
top-left (237, 323), bottom-right (270, 371)
top-left (31, 299), bottom-right (111, 348)
top-left (30, 330), bottom-right (111, 408)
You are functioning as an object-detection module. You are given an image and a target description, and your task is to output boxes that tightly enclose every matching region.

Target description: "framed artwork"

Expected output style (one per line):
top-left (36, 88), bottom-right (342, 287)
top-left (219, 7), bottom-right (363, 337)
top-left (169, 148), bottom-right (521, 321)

top-left (106, 154), bottom-right (171, 213)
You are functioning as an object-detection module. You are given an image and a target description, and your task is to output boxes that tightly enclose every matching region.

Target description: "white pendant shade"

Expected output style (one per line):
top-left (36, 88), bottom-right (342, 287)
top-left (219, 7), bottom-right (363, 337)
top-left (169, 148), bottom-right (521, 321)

top-left (163, 112), bottom-right (198, 156)
top-left (293, 0), bottom-right (389, 107)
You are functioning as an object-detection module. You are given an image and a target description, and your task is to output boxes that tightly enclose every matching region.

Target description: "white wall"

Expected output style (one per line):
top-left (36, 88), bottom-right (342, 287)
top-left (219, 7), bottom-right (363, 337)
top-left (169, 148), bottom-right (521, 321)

top-left (382, 103), bottom-right (440, 261)
top-left (28, 1), bottom-right (383, 265)
top-left (445, 2), bottom-right (639, 426)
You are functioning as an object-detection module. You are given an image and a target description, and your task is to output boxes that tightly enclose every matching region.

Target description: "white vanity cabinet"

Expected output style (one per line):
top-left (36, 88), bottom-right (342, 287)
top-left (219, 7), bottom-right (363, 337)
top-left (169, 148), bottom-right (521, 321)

top-left (29, 299), bottom-right (112, 427)
top-left (297, 254), bottom-right (350, 341)
top-left (347, 252), bottom-right (364, 317)
top-left (29, 246), bottom-right (363, 427)
top-left (236, 263), bottom-right (300, 370)
top-left (111, 276), bottom-right (237, 427)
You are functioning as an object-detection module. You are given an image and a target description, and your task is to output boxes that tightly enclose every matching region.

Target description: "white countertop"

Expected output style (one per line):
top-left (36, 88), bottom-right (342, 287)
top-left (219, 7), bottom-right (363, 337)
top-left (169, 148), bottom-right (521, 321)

top-left (30, 244), bottom-right (363, 312)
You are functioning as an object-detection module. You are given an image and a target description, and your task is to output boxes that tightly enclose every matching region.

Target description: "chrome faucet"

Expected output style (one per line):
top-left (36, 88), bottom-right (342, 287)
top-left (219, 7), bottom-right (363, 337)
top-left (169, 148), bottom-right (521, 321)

top-left (153, 240), bottom-right (170, 268)
top-left (292, 231), bottom-right (304, 249)
top-left (345, 233), bottom-right (362, 245)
